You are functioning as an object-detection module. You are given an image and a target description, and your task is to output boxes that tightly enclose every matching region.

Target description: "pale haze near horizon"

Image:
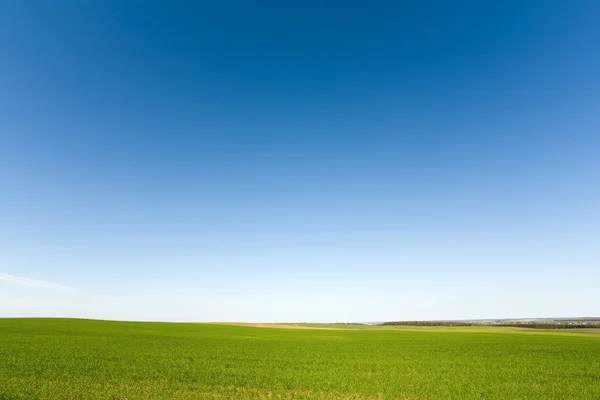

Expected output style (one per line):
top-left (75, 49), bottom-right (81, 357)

top-left (1, 1), bottom-right (599, 322)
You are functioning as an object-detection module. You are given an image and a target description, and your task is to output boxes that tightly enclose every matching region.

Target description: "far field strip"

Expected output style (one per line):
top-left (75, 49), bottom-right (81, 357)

top-left (210, 322), bottom-right (600, 335)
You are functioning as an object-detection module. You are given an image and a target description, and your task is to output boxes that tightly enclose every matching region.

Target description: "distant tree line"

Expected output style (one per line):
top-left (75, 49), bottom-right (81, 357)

top-left (381, 321), bottom-right (478, 327)
top-left (380, 321), bottom-right (600, 329)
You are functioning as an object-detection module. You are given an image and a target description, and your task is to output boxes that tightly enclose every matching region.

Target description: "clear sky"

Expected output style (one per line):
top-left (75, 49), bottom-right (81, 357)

top-left (1, 1), bottom-right (599, 322)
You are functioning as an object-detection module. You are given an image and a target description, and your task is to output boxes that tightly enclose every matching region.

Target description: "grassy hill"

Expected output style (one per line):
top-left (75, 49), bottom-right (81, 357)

top-left (1, 318), bottom-right (599, 399)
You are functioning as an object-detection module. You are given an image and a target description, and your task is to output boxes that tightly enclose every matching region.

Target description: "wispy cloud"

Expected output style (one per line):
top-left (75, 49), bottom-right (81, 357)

top-left (0, 273), bottom-right (76, 291)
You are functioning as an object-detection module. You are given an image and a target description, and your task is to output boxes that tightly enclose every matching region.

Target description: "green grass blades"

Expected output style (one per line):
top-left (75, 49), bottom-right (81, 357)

top-left (1, 319), bottom-right (599, 399)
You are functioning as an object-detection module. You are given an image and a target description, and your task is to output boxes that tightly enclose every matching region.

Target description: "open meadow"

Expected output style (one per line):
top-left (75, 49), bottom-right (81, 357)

top-left (1, 318), bottom-right (599, 399)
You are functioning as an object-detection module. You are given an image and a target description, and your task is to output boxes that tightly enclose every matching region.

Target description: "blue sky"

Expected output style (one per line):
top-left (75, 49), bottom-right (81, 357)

top-left (1, 1), bottom-right (599, 322)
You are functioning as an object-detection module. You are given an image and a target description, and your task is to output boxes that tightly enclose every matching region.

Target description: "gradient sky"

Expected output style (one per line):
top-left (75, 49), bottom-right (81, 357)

top-left (1, 1), bottom-right (599, 322)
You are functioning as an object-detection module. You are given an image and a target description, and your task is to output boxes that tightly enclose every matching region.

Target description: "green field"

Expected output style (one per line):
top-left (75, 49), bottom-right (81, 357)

top-left (1, 319), bottom-right (599, 399)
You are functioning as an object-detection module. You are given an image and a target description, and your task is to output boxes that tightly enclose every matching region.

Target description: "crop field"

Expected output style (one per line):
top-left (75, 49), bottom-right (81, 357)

top-left (1, 319), bottom-right (599, 399)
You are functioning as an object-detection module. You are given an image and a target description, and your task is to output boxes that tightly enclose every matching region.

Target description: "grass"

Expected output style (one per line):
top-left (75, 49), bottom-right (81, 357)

top-left (1, 319), bottom-right (600, 399)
